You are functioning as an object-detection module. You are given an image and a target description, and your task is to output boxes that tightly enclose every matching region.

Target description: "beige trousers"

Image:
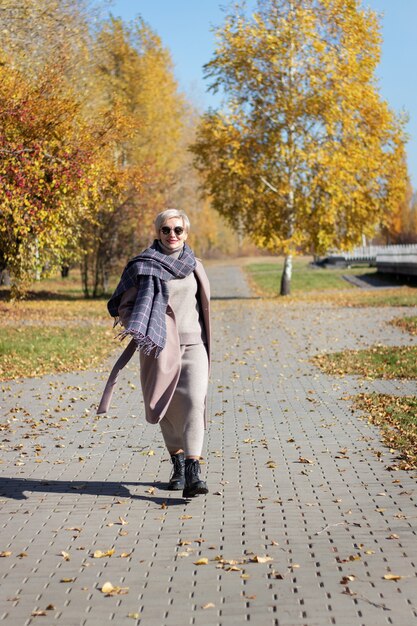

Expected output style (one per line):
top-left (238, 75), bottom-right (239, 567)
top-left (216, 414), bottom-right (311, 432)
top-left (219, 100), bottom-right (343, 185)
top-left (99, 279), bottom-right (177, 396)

top-left (159, 343), bottom-right (209, 457)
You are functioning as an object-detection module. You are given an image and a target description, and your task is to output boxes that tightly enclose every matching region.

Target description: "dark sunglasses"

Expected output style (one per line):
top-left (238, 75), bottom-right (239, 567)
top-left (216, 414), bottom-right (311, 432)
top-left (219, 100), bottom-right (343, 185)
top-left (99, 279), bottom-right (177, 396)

top-left (160, 226), bottom-right (184, 236)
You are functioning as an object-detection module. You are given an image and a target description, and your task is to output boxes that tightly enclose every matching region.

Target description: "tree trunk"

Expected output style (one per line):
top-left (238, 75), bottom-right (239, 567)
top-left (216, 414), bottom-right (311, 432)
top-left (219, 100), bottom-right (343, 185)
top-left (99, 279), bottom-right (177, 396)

top-left (81, 256), bottom-right (90, 298)
top-left (280, 254), bottom-right (292, 296)
top-left (0, 269), bottom-right (11, 286)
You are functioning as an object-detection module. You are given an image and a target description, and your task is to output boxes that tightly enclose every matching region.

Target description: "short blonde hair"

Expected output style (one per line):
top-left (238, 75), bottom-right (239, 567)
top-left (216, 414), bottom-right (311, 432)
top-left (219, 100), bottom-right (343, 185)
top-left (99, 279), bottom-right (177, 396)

top-left (154, 209), bottom-right (190, 235)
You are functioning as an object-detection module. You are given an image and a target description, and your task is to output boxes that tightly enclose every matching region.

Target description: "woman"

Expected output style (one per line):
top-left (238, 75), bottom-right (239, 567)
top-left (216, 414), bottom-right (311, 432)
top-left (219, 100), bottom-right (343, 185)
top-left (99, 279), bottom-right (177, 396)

top-left (98, 209), bottom-right (211, 498)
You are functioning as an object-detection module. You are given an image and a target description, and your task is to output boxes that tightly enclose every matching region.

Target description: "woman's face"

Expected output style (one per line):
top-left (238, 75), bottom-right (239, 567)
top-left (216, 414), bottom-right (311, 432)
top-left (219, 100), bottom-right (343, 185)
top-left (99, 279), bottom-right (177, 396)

top-left (159, 217), bottom-right (188, 252)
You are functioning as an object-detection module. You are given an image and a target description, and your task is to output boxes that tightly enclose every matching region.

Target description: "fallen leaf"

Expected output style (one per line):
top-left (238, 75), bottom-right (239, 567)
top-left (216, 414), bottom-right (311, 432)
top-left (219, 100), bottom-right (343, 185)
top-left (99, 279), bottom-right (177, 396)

top-left (340, 575), bottom-right (356, 584)
top-left (127, 613), bottom-right (141, 619)
top-left (60, 577), bottom-right (76, 583)
top-left (250, 555), bottom-right (273, 564)
top-left (383, 574), bottom-right (404, 581)
top-left (60, 551), bottom-right (70, 561)
top-left (0, 551), bottom-right (12, 557)
top-left (180, 515), bottom-right (192, 520)
top-left (298, 457), bottom-right (315, 464)
top-left (194, 558), bottom-right (209, 565)
top-left (100, 581), bottom-right (129, 595)
top-left (101, 582), bottom-right (115, 594)
top-left (93, 548), bottom-right (115, 558)
top-left (118, 516), bottom-right (128, 526)
top-left (202, 603), bottom-right (215, 609)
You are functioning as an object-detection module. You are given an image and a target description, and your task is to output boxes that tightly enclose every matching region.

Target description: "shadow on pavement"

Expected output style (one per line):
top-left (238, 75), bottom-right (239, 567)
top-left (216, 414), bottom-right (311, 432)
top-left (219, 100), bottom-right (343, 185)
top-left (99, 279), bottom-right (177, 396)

top-left (0, 477), bottom-right (186, 505)
top-left (211, 295), bottom-right (260, 301)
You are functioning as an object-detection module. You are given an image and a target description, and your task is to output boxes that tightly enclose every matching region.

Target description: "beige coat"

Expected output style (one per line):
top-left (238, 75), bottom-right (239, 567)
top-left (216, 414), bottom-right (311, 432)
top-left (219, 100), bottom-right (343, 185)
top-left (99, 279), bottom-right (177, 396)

top-left (99, 259), bottom-right (211, 425)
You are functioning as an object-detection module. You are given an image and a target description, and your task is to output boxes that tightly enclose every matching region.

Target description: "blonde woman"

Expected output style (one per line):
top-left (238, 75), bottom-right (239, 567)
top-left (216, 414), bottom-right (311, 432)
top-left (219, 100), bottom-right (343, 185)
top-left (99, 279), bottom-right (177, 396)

top-left (99, 210), bottom-right (211, 498)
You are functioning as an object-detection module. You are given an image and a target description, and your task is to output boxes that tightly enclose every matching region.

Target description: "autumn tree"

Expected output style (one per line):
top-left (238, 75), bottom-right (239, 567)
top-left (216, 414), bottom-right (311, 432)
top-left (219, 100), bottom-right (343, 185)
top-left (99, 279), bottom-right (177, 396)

top-left (381, 175), bottom-right (417, 244)
top-left (76, 14), bottom-right (194, 296)
top-left (0, 0), bottom-right (103, 292)
top-left (0, 59), bottom-right (96, 292)
top-left (191, 0), bottom-right (409, 294)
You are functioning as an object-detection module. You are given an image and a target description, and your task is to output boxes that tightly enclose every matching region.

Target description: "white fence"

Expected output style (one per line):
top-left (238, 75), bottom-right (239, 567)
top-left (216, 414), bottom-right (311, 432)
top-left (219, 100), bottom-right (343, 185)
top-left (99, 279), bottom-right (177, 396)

top-left (376, 245), bottom-right (417, 276)
top-left (327, 244), bottom-right (417, 276)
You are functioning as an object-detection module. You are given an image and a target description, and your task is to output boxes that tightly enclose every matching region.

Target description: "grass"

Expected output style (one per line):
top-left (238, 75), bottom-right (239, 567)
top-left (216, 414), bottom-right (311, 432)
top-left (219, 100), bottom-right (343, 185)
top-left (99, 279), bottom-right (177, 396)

top-left (0, 269), bottom-right (118, 380)
top-left (0, 326), bottom-right (117, 380)
top-left (244, 258), bottom-right (376, 294)
top-left (354, 393), bottom-right (417, 469)
top-left (389, 315), bottom-right (417, 335)
top-left (244, 258), bottom-right (417, 307)
top-left (313, 345), bottom-right (417, 379)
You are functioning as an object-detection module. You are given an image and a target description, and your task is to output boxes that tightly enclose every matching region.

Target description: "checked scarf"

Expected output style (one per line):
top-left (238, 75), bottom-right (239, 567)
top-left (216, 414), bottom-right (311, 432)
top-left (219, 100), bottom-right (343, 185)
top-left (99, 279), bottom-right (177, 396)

top-left (107, 240), bottom-right (196, 357)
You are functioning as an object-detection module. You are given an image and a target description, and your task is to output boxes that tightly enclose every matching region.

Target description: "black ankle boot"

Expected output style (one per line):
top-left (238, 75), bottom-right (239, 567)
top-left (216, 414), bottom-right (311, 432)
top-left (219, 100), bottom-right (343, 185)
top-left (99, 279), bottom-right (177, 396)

top-left (183, 459), bottom-right (208, 498)
top-left (168, 453), bottom-right (185, 490)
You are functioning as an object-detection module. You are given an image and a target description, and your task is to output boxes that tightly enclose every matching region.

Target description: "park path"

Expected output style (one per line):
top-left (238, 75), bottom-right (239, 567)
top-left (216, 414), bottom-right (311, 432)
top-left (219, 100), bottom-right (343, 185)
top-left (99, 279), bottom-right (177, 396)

top-left (1, 263), bottom-right (417, 625)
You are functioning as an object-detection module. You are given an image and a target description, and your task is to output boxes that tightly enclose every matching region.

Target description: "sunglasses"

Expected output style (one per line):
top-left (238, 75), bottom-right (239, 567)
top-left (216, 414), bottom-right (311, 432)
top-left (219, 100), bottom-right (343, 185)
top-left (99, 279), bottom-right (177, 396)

top-left (160, 226), bottom-right (184, 236)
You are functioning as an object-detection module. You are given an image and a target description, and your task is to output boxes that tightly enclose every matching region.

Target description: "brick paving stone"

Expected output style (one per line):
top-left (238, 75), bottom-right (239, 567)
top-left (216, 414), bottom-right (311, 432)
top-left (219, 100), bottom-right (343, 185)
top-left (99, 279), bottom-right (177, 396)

top-left (1, 263), bottom-right (417, 625)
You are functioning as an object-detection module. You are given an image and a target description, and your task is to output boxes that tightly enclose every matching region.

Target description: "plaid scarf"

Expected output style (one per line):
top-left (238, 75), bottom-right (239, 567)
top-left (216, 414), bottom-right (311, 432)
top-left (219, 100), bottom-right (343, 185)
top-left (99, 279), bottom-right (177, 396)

top-left (107, 240), bottom-right (196, 357)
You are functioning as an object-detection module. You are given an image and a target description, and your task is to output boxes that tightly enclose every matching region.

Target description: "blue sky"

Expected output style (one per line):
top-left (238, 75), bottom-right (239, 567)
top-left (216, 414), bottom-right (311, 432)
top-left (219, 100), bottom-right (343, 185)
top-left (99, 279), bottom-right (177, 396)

top-left (105, 0), bottom-right (417, 188)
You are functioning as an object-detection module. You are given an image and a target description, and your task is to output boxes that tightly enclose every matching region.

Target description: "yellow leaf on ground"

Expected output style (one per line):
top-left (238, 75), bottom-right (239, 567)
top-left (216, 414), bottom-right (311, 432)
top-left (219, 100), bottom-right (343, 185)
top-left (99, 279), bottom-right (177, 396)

top-left (251, 555), bottom-right (273, 564)
top-left (194, 558), bottom-right (209, 565)
top-left (60, 577), bottom-right (76, 583)
top-left (101, 582), bottom-right (115, 594)
top-left (93, 548), bottom-right (115, 558)
top-left (101, 581), bottom-right (129, 595)
top-left (383, 574), bottom-right (404, 581)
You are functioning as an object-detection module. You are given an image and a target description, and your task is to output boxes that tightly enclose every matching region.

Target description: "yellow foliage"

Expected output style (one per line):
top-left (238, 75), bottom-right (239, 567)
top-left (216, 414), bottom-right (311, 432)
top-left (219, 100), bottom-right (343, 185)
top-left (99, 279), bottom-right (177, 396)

top-left (192, 0), bottom-right (409, 257)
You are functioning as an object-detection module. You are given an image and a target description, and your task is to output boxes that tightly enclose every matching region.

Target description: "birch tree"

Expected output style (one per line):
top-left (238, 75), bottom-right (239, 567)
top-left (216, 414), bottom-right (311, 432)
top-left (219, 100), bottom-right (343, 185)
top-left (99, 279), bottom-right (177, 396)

top-left (191, 0), bottom-right (408, 294)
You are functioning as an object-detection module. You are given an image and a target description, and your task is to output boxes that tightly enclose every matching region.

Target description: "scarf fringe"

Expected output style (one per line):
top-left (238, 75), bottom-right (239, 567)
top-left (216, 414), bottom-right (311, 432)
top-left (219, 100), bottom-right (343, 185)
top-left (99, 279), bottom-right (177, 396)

top-left (117, 328), bottom-right (163, 358)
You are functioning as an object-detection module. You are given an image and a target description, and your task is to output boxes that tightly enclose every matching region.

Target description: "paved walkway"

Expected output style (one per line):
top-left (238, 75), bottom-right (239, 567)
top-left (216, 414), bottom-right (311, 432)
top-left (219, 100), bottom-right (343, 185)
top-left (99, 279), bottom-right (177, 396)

top-left (1, 264), bottom-right (417, 625)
